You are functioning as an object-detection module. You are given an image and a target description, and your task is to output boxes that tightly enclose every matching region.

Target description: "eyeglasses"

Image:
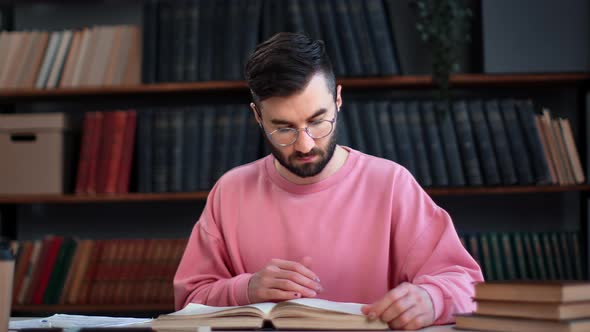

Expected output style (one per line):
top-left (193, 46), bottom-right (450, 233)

top-left (264, 113), bottom-right (337, 147)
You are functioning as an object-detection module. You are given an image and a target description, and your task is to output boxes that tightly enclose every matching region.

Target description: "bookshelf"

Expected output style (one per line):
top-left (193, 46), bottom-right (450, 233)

top-left (0, 73), bottom-right (588, 103)
top-left (1, 0), bottom-right (589, 318)
top-left (1, 184), bottom-right (590, 204)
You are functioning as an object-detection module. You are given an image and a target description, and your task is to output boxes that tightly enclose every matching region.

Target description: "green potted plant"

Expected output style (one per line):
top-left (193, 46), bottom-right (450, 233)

top-left (415, 0), bottom-right (473, 102)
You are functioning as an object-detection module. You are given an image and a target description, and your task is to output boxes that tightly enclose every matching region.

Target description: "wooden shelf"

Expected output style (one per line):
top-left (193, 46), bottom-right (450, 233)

top-left (0, 185), bottom-right (589, 204)
top-left (12, 303), bottom-right (173, 313)
top-left (0, 192), bottom-right (210, 204)
top-left (426, 184), bottom-right (590, 196)
top-left (1, 73), bottom-right (589, 102)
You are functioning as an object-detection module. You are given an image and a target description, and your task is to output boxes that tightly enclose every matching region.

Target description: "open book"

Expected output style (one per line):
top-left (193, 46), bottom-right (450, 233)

top-left (152, 298), bottom-right (389, 330)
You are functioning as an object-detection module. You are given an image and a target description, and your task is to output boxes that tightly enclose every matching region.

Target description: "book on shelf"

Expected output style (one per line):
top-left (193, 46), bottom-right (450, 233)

top-left (152, 298), bottom-right (388, 330)
top-left (474, 281), bottom-right (590, 303)
top-left (0, 25), bottom-right (140, 89)
top-left (455, 314), bottom-right (590, 332)
top-left (459, 231), bottom-right (584, 281)
top-left (11, 237), bottom-right (186, 306)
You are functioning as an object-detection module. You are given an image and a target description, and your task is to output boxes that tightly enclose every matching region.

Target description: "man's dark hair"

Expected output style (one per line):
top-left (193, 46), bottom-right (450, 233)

top-left (244, 32), bottom-right (336, 109)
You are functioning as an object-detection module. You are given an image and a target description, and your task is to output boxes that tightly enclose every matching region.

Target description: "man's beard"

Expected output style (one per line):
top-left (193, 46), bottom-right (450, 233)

top-left (263, 128), bottom-right (338, 178)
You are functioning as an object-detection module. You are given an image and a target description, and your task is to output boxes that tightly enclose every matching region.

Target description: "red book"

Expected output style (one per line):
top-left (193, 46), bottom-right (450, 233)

top-left (96, 112), bottom-right (115, 193)
top-left (80, 240), bottom-right (104, 304)
top-left (24, 236), bottom-right (52, 304)
top-left (75, 113), bottom-right (96, 194)
top-left (117, 110), bottom-right (137, 193)
top-left (31, 236), bottom-right (64, 305)
top-left (104, 111), bottom-right (128, 194)
top-left (86, 112), bottom-right (105, 194)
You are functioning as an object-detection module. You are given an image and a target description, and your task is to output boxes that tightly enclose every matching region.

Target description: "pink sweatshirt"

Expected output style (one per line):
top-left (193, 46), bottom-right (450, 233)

top-left (174, 148), bottom-right (483, 325)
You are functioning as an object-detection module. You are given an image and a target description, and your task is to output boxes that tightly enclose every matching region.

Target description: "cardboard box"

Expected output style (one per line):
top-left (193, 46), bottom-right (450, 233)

top-left (0, 113), bottom-right (71, 194)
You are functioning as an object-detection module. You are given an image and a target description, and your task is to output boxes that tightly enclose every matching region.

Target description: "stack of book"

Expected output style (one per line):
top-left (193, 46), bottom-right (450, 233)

top-left (456, 282), bottom-right (590, 332)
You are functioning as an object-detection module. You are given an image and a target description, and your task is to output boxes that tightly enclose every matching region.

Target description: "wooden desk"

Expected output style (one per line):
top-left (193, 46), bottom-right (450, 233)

top-left (10, 318), bottom-right (467, 331)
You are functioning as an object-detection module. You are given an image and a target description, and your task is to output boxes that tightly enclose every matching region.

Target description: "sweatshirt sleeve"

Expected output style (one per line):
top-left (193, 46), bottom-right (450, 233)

top-left (173, 185), bottom-right (252, 310)
top-left (390, 167), bottom-right (484, 325)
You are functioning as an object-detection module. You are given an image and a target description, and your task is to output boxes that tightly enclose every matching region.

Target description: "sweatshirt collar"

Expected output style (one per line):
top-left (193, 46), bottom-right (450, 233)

top-left (264, 146), bottom-right (359, 194)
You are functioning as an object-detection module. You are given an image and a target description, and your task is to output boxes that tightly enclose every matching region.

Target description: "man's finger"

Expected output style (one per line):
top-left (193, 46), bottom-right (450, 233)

top-left (396, 312), bottom-right (430, 330)
top-left (389, 304), bottom-right (422, 330)
top-left (271, 278), bottom-right (317, 298)
top-left (364, 283), bottom-right (411, 318)
top-left (380, 295), bottom-right (414, 323)
top-left (274, 259), bottom-right (320, 283)
top-left (276, 270), bottom-right (322, 293)
top-left (264, 288), bottom-right (303, 301)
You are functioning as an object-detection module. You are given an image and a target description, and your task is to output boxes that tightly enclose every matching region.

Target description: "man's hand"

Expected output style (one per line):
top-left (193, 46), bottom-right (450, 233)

top-left (361, 282), bottom-right (435, 330)
top-left (248, 256), bottom-right (323, 303)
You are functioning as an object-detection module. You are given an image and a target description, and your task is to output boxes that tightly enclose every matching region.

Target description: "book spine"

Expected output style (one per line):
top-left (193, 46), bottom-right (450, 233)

top-left (117, 110), bottom-right (137, 193)
top-left (437, 101), bottom-right (466, 186)
top-left (391, 102), bottom-right (417, 176)
top-left (363, 102), bottom-right (384, 158)
top-left (500, 99), bottom-right (535, 185)
top-left (104, 111), bottom-right (128, 194)
top-left (142, 0), bottom-right (159, 83)
top-left (421, 101), bottom-right (449, 187)
top-left (375, 101), bottom-right (397, 161)
top-left (485, 99), bottom-right (518, 185)
top-left (406, 101), bottom-right (432, 187)
top-left (169, 110), bottom-right (185, 192)
top-left (452, 100), bottom-right (483, 186)
top-left (363, 0), bottom-right (399, 75)
top-left (333, 0), bottom-right (362, 76)
top-left (468, 100), bottom-right (501, 186)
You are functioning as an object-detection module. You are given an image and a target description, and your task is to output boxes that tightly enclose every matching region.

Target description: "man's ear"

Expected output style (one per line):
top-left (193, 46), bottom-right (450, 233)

top-left (336, 85), bottom-right (343, 111)
top-left (250, 102), bottom-right (262, 127)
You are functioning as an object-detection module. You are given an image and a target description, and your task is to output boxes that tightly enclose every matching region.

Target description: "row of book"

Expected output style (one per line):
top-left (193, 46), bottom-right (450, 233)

top-left (136, 106), bottom-right (262, 193)
top-left (10, 236), bottom-right (186, 305)
top-left (456, 282), bottom-right (590, 332)
top-left (75, 111), bottom-right (137, 194)
top-left (142, 0), bottom-right (400, 83)
top-left (73, 97), bottom-right (584, 194)
top-left (0, 25), bottom-right (141, 89)
top-left (337, 99), bottom-right (583, 187)
top-left (459, 231), bottom-right (584, 282)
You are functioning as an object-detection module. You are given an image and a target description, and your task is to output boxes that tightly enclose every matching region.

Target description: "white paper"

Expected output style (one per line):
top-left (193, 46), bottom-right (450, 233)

top-left (9, 314), bottom-right (152, 329)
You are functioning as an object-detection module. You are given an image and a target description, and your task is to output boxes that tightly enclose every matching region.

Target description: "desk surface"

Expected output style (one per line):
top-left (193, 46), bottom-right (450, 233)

top-left (10, 318), bottom-right (467, 331)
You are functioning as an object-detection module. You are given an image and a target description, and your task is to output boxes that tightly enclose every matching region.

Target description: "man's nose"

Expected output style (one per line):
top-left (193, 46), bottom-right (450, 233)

top-left (293, 129), bottom-right (315, 154)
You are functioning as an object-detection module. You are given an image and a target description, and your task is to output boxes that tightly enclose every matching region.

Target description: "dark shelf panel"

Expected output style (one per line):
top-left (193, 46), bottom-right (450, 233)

top-left (1, 185), bottom-right (589, 204)
top-left (1, 73), bottom-right (589, 102)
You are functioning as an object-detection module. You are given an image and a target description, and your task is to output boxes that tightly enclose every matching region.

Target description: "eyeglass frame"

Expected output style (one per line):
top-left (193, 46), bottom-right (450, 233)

top-left (254, 104), bottom-right (338, 147)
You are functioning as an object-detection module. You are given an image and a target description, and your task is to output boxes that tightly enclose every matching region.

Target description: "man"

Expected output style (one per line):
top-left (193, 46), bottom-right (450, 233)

top-left (174, 32), bottom-right (483, 330)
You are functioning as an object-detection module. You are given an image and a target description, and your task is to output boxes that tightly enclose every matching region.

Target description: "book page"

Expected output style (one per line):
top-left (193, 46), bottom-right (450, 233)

top-left (169, 302), bottom-right (276, 316)
top-left (282, 298), bottom-right (365, 315)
